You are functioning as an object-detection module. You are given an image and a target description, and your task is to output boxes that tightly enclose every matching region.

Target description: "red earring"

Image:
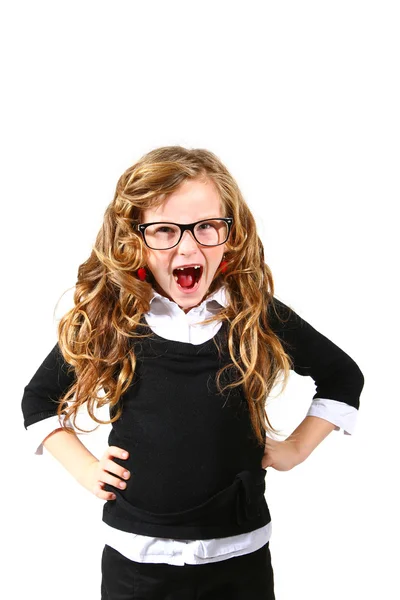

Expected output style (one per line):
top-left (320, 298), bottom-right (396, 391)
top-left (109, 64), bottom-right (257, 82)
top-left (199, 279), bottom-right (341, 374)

top-left (219, 259), bottom-right (229, 274)
top-left (137, 267), bottom-right (147, 281)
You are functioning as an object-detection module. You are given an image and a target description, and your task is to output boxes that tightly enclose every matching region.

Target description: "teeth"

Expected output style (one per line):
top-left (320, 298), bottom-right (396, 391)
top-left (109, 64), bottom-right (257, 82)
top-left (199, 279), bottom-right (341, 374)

top-left (175, 265), bottom-right (201, 271)
top-left (173, 265), bottom-right (202, 284)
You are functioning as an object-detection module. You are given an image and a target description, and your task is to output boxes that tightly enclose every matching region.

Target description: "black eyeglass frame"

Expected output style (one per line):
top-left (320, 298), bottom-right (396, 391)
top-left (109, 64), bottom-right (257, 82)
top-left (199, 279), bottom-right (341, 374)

top-left (137, 217), bottom-right (233, 250)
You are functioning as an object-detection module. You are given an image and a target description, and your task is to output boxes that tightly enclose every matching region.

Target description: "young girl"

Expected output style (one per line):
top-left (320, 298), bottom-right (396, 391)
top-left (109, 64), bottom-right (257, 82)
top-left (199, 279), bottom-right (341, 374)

top-left (21, 146), bottom-right (364, 600)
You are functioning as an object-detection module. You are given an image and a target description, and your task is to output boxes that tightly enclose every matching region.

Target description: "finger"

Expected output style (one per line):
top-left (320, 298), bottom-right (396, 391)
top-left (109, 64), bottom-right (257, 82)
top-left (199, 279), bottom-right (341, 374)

top-left (94, 482), bottom-right (116, 501)
top-left (104, 446), bottom-right (129, 460)
top-left (103, 458), bottom-right (130, 481)
top-left (98, 470), bottom-right (128, 490)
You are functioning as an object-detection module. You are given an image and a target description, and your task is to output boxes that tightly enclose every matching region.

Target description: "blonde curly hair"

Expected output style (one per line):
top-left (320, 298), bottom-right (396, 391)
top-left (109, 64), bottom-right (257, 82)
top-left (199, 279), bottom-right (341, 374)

top-left (57, 146), bottom-right (293, 447)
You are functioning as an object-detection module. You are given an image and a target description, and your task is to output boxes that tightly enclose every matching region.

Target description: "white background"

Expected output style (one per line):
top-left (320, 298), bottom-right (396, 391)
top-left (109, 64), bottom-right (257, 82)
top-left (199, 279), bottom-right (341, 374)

top-left (2, 1), bottom-right (399, 598)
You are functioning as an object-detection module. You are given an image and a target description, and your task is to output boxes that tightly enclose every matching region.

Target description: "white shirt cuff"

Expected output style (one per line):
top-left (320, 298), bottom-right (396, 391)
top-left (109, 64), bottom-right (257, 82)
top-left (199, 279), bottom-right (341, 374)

top-left (307, 398), bottom-right (358, 435)
top-left (26, 415), bottom-right (73, 455)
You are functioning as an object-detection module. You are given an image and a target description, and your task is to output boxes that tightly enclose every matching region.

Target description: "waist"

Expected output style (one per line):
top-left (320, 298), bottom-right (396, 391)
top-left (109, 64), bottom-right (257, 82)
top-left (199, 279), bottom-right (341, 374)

top-left (103, 468), bottom-right (271, 540)
top-left (102, 521), bottom-right (272, 565)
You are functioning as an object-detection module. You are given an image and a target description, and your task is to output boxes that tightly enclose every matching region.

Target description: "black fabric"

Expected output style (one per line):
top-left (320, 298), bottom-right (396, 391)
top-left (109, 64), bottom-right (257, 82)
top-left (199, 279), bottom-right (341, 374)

top-left (21, 297), bottom-right (364, 430)
top-left (21, 296), bottom-right (364, 540)
top-left (21, 342), bottom-right (74, 429)
top-left (101, 317), bottom-right (272, 539)
top-left (269, 297), bottom-right (365, 405)
top-left (100, 542), bottom-right (275, 600)
top-left (102, 467), bottom-right (270, 540)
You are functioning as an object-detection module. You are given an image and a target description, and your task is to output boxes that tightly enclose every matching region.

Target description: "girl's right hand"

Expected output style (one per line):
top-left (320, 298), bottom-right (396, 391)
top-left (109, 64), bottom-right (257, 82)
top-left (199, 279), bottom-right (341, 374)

top-left (82, 446), bottom-right (130, 501)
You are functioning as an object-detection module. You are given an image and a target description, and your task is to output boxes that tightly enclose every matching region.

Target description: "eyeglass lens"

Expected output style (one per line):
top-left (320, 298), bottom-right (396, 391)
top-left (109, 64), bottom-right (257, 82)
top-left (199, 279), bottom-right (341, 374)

top-left (144, 219), bottom-right (229, 250)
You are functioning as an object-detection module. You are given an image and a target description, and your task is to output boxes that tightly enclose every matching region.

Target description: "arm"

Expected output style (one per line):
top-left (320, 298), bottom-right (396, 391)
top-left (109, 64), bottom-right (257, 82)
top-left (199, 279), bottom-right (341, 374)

top-left (262, 298), bottom-right (365, 470)
top-left (306, 397), bottom-right (358, 435)
top-left (21, 343), bottom-right (130, 499)
top-left (21, 343), bottom-right (75, 429)
top-left (269, 297), bottom-right (365, 411)
top-left (262, 416), bottom-right (336, 470)
top-left (43, 428), bottom-right (99, 487)
top-left (43, 428), bottom-right (131, 498)
top-left (285, 415), bottom-right (336, 462)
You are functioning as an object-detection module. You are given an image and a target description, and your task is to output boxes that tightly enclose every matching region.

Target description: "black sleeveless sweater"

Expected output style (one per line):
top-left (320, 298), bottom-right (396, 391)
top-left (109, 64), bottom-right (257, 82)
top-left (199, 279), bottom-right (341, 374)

top-left (102, 318), bottom-right (270, 539)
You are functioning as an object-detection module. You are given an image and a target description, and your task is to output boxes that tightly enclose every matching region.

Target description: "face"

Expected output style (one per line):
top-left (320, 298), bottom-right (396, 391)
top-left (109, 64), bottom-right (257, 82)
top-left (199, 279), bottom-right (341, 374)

top-left (141, 178), bottom-right (227, 314)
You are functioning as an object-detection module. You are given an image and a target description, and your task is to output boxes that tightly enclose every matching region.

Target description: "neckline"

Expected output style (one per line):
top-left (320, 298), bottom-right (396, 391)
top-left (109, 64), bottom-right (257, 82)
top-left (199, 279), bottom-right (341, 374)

top-left (137, 315), bottom-right (228, 355)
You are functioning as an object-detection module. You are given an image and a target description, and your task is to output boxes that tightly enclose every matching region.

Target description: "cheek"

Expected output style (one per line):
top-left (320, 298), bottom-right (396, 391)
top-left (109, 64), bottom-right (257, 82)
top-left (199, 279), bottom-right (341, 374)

top-left (146, 251), bottom-right (169, 277)
top-left (144, 251), bottom-right (157, 273)
top-left (211, 248), bottom-right (224, 265)
top-left (205, 251), bottom-right (224, 277)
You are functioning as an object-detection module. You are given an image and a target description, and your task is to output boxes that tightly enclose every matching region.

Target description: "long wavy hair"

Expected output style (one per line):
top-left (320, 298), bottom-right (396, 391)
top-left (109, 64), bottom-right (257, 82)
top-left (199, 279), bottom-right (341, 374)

top-left (56, 146), bottom-right (294, 447)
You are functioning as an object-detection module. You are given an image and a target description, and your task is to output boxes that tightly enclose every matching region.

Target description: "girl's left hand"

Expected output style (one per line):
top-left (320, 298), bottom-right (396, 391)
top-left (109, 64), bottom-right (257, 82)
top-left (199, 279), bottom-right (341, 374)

top-left (261, 436), bottom-right (304, 471)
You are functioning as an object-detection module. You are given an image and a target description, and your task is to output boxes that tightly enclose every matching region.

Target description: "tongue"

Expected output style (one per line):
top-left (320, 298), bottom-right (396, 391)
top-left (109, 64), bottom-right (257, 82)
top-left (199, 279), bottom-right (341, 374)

top-left (175, 267), bottom-right (197, 288)
top-left (178, 273), bottom-right (194, 287)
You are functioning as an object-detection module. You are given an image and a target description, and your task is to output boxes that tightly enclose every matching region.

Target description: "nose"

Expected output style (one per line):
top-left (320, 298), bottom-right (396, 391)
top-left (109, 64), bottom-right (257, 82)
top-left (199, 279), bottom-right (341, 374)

top-left (177, 229), bottom-right (199, 253)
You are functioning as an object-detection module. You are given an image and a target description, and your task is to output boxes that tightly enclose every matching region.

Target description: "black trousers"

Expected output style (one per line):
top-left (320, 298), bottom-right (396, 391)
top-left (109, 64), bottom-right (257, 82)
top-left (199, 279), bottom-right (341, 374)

top-left (101, 542), bottom-right (275, 600)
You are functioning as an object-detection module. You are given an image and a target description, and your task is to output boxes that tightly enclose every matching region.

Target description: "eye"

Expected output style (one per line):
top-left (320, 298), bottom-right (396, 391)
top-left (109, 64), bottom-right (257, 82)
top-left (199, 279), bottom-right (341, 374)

top-left (156, 226), bottom-right (174, 233)
top-left (198, 222), bottom-right (213, 230)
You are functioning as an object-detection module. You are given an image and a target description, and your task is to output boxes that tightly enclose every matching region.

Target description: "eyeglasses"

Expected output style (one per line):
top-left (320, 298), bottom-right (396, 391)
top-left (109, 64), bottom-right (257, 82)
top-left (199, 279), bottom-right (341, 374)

top-left (137, 217), bottom-right (233, 250)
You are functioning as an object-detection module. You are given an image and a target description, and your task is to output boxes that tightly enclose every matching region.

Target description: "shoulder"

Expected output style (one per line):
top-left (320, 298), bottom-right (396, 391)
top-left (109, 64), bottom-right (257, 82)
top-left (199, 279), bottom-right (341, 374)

top-left (267, 296), bottom-right (302, 332)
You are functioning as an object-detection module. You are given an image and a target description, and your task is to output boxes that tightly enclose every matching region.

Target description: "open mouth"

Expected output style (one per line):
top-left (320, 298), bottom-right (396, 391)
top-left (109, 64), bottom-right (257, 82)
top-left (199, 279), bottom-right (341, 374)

top-left (172, 265), bottom-right (203, 290)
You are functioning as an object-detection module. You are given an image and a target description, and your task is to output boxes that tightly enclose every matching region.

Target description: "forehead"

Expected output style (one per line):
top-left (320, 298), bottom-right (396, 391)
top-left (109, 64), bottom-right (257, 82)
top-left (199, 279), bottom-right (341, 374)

top-left (143, 178), bottom-right (224, 223)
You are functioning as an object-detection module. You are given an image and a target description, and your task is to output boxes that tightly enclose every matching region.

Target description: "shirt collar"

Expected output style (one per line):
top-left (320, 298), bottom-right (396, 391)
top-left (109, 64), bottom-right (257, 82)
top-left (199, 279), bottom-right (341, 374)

top-left (149, 284), bottom-right (229, 311)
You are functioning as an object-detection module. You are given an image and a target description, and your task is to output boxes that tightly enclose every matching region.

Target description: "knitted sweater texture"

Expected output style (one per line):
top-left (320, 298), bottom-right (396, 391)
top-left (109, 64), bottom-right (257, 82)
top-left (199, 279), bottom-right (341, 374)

top-left (21, 297), bottom-right (364, 540)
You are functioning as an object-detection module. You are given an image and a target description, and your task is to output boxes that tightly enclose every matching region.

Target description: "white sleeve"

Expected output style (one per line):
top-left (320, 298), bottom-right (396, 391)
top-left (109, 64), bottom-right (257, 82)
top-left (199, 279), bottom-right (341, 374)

top-left (26, 414), bottom-right (73, 455)
top-left (307, 398), bottom-right (358, 435)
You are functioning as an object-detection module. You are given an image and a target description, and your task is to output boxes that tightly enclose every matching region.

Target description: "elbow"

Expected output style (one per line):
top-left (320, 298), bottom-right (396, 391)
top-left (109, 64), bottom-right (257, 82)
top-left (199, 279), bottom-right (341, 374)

top-left (353, 361), bottom-right (365, 396)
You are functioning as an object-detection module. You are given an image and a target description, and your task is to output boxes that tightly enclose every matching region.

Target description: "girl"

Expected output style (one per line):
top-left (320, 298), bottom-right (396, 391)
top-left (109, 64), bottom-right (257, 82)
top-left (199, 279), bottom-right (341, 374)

top-left (22, 146), bottom-right (364, 600)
